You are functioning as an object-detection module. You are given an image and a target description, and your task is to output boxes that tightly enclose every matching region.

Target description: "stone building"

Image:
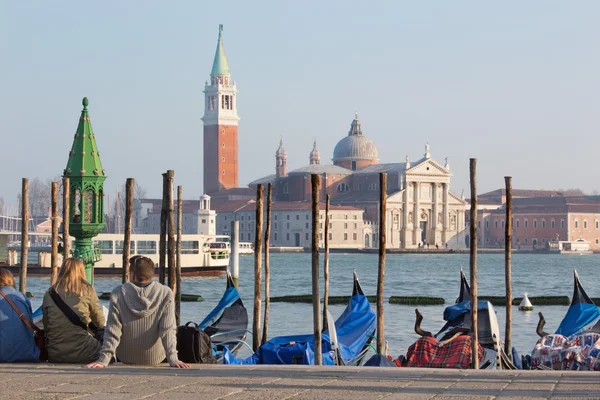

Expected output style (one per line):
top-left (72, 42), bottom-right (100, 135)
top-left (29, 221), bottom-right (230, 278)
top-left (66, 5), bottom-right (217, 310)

top-left (249, 114), bottom-right (468, 249)
top-left (214, 201), bottom-right (372, 249)
top-left (134, 196), bottom-right (216, 235)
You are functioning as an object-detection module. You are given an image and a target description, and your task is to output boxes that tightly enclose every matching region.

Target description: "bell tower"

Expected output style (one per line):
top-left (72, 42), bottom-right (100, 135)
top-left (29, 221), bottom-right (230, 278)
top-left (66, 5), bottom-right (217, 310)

top-left (275, 138), bottom-right (287, 178)
top-left (202, 25), bottom-right (239, 194)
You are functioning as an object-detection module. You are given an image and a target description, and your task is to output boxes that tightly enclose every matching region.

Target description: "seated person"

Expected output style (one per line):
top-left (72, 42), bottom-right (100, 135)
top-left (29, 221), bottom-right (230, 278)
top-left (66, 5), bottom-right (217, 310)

top-left (0, 268), bottom-right (40, 362)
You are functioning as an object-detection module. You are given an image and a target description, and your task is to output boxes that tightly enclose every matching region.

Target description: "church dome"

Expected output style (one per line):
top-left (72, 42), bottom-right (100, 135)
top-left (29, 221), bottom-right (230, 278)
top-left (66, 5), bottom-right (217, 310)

top-left (332, 113), bottom-right (379, 162)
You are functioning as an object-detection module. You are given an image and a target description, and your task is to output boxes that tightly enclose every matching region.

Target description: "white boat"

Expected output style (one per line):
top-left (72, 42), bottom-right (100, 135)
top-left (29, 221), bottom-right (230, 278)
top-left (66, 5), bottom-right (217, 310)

top-left (558, 238), bottom-right (593, 255)
top-left (238, 242), bottom-right (254, 255)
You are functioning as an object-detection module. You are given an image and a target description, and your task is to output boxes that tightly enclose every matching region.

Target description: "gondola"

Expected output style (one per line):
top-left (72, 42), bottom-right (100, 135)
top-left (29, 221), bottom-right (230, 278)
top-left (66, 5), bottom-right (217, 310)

top-left (530, 270), bottom-right (600, 370)
top-left (199, 271), bottom-right (249, 357)
top-left (222, 271), bottom-right (376, 366)
top-left (412, 269), bottom-right (516, 370)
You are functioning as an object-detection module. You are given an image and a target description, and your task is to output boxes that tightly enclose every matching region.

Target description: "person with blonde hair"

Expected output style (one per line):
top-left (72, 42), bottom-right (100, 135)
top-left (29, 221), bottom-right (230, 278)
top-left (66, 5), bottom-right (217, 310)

top-left (43, 258), bottom-right (105, 363)
top-left (0, 268), bottom-right (40, 362)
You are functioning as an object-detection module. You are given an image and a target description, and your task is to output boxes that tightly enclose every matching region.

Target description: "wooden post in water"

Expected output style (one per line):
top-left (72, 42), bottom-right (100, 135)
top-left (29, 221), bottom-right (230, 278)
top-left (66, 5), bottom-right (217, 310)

top-left (176, 185), bottom-right (183, 327)
top-left (262, 183), bottom-right (272, 345)
top-left (377, 173), bottom-right (387, 354)
top-left (19, 178), bottom-right (29, 294)
top-left (50, 182), bottom-right (59, 285)
top-left (122, 178), bottom-right (134, 283)
top-left (469, 158), bottom-right (479, 369)
top-left (231, 220), bottom-right (240, 287)
top-left (159, 173), bottom-right (168, 284)
top-left (322, 194), bottom-right (330, 332)
top-left (504, 176), bottom-right (513, 358)
top-left (166, 170), bottom-right (175, 293)
top-left (252, 184), bottom-right (264, 352)
top-left (62, 177), bottom-right (70, 259)
top-left (311, 174), bottom-right (323, 365)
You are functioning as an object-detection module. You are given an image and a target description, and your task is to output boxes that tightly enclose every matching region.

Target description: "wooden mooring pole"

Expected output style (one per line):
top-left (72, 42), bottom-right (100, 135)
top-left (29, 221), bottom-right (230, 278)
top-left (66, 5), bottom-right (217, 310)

top-left (322, 194), bottom-right (330, 332)
top-left (377, 172), bottom-right (387, 354)
top-left (19, 178), bottom-right (29, 294)
top-left (252, 184), bottom-right (264, 352)
top-left (262, 183), bottom-right (272, 345)
top-left (504, 176), bottom-right (513, 358)
top-left (159, 173), bottom-right (168, 284)
top-left (122, 178), bottom-right (134, 283)
top-left (50, 182), bottom-right (59, 286)
top-left (311, 174), bottom-right (322, 365)
top-left (176, 185), bottom-right (183, 327)
top-left (62, 177), bottom-right (70, 259)
top-left (469, 158), bottom-right (479, 369)
top-left (167, 170), bottom-right (175, 293)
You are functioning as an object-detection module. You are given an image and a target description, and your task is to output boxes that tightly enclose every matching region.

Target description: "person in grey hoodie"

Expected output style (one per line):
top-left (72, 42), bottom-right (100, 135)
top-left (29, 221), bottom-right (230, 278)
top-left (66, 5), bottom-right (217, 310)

top-left (85, 256), bottom-right (190, 369)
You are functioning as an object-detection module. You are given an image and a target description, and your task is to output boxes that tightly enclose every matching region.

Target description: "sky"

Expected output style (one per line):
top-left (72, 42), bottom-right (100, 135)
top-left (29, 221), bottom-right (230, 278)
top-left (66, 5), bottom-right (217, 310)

top-left (1, 1), bottom-right (599, 205)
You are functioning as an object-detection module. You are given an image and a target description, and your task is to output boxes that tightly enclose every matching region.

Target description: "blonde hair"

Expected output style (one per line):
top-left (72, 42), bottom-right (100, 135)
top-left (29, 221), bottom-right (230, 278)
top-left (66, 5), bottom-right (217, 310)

top-left (52, 258), bottom-right (93, 296)
top-left (0, 268), bottom-right (15, 288)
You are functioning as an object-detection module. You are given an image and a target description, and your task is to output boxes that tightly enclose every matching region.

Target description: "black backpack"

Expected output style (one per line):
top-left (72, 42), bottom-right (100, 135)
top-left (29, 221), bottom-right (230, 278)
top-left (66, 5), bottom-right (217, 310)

top-left (177, 322), bottom-right (217, 364)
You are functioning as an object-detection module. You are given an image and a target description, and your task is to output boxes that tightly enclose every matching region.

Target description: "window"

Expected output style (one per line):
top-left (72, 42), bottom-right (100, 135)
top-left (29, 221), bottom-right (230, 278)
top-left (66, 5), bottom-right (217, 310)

top-left (596, 239), bottom-right (599, 245)
top-left (222, 143), bottom-right (225, 148)
top-left (241, 216), bottom-right (245, 221)
top-left (344, 233), bottom-right (348, 241)
top-left (274, 215), bottom-right (278, 220)
top-left (274, 223), bottom-right (278, 229)
top-left (354, 215), bottom-right (358, 220)
top-left (542, 220), bottom-right (546, 229)
top-left (525, 219), bottom-right (528, 228)
top-left (344, 223), bottom-right (348, 229)
top-left (305, 223), bottom-right (309, 229)
top-left (337, 183), bottom-right (349, 192)
top-left (222, 157), bottom-right (225, 162)
top-left (240, 233), bottom-right (244, 240)
top-left (283, 183), bottom-right (289, 194)
top-left (533, 220), bottom-right (537, 229)
top-left (495, 221), bottom-right (498, 229)
top-left (224, 225), bottom-right (228, 230)
top-left (241, 223), bottom-right (244, 230)
top-left (306, 214), bottom-right (309, 220)
top-left (328, 233), bottom-right (332, 240)
top-left (95, 240), bottom-right (114, 255)
top-left (181, 241), bottom-right (200, 254)
top-left (354, 223), bottom-right (357, 229)
top-left (329, 223), bottom-right (332, 229)
top-left (575, 219), bottom-right (579, 229)
top-left (287, 215), bottom-right (290, 220)
top-left (320, 223), bottom-right (323, 228)
top-left (296, 215), bottom-right (300, 220)
top-left (478, 221), bottom-right (481, 228)
top-left (516, 219), bottom-right (520, 229)
top-left (353, 233), bottom-right (357, 240)
top-left (597, 220), bottom-right (599, 229)
top-left (542, 238), bottom-right (546, 243)
top-left (345, 215), bottom-right (348, 220)
top-left (369, 183), bottom-right (378, 191)
top-left (351, 161), bottom-right (357, 171)
top-left (501, 220), bottom-right (505, 229)
top-left (222, 170), bottom-right (225, 175)
top-left (584, 220), bottom-right (588, 229)
top-left (561, 219), bottom-right (565, 229)
top-left (286, 233), bottom-right (290, 241)
top-left (551, 220), bottom-right (555, 229)
top-left (486, 221), bottom-right (489, 229)
top-left (115, 241), bottom-right (135, 255)
top-left (305, 233), bottom-right (309, 241)
top-left (274, 233), bottom-right (278, 240)
top-left (524, 238), bottom-right (528, 243)
top-left (286, 223), bottom-right (290, 229)
top-left (201, 219), bottom-right (206, 224)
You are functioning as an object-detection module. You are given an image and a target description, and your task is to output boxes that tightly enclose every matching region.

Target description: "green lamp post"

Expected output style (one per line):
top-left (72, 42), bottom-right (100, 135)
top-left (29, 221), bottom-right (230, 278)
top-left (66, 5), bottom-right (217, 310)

top-left (63, 97), bottom-right (106, 284)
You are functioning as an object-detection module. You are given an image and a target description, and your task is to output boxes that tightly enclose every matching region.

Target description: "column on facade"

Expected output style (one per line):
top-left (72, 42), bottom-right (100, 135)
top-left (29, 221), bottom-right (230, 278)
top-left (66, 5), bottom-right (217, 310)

top-left (402, 180), bottom-right (410, 248)
top-left (432, 183), bottom-right (439, 244)
top-left (413, 181), bottom-right (420, 245)
top-left (442, 182), bottom-right (449, 244)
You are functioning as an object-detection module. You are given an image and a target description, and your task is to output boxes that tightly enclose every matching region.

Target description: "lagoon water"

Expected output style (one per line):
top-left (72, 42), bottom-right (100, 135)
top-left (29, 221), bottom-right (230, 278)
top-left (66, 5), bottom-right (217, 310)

top-left (24, 253), bottom-right (600, 360)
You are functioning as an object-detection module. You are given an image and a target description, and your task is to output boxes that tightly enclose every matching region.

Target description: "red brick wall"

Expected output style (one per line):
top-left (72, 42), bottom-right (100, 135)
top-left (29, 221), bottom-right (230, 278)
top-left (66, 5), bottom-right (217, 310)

top-left (334, 159), bottom-right (377, 171)
top-left (569, 214), bottom-right (600, 250)
top-left (203, 124), bottom-right (238, 194)
top-left (485, 212), bottom-right (568, 249)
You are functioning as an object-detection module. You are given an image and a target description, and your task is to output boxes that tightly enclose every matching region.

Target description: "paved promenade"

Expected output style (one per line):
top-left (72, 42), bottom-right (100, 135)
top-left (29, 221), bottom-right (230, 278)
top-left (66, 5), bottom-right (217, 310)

top-left (1, 363), bottom-right (599, 400)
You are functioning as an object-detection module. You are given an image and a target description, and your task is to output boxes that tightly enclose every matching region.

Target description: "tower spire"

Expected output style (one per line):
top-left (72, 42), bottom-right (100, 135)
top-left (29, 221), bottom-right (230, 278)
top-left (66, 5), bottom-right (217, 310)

top-left (211, 24), bottom-right (230, 76)
top-left (309, 138), bottom-right (321, 165)
top-left (276, 137), bottom-right (287, 177)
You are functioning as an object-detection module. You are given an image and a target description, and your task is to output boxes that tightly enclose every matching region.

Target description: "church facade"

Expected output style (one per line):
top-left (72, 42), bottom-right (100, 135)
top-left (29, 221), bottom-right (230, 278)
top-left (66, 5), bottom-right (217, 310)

top-left (249, 114), bottom-right (468, 249)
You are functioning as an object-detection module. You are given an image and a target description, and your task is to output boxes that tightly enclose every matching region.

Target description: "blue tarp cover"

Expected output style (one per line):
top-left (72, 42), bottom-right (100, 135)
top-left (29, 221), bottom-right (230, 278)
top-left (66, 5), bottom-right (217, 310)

top-left (556, 272), bottom-right (600, 337)
top-left (443, 300), bottom-right (492, 322)
top-left (223, 293), bottom-right (376, 365)
top-left (198, 284), bottom-right (241, 331)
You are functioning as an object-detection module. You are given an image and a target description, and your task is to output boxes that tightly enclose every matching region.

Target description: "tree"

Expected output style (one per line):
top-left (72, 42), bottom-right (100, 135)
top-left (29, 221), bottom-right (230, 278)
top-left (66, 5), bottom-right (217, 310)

top-left (107, 181), bottom-right (148, 233)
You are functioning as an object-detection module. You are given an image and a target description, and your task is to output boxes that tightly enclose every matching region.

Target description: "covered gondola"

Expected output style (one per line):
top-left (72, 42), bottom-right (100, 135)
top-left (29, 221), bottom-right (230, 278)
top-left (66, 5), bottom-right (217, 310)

top-left (530, 270), bottom-right (600, 370)
top-left (412, 269), bottom-right (516, 369)
top-left (199, 271), bottom-right (249, 356)
top-left (223, 271), bottom-right (376, 365)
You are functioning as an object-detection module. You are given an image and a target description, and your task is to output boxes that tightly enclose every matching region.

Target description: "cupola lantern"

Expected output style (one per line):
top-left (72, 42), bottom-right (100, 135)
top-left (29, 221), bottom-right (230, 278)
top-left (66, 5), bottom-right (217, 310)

top-left (63, 97), bottom-right (106, 284)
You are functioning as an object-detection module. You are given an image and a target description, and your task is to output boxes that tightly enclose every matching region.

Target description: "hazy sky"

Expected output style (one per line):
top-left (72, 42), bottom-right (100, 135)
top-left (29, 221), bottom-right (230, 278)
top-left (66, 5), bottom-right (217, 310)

top-left (1, 1), bottom-right (599, 204)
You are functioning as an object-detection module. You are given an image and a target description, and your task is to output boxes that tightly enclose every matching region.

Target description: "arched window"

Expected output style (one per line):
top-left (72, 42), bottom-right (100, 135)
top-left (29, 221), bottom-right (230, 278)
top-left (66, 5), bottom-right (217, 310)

top-left (495, 221), bottom-right (498, 229)
top-left (551, 219), bottom-right (555, 229)
top-left (524, 219), bottom-right (528, 228)
top-left (596, 220), bottom-right (599, 229)
top-left (533, 219), bottom-right (538, 229)
top-left (542, 219), bottom-right (546, 229)
top-left (516, 219), bottom-right (520, 228)
top-left (584, 220), bottom-right (588, 229)
top-left (574, 219), bottom-right (579, 229)
top-left (337, 183), bottom-right (349, 192)
top-left (501, 220), bottom-right (505, 229)
top-left (561, 219), bottom-right (565, 229)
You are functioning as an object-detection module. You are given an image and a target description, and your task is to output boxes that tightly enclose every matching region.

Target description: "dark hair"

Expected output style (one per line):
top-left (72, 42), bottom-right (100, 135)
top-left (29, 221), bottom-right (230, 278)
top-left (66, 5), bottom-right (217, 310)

top-left (130, 256), bottom-right (155, 282)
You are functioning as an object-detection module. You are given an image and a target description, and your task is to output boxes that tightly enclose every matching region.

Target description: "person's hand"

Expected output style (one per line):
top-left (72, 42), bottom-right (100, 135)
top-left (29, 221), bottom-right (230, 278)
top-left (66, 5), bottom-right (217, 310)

top-left (84, 362), bottom-right (105, 369)
top-left (170, 360), bottom-right (191, 369)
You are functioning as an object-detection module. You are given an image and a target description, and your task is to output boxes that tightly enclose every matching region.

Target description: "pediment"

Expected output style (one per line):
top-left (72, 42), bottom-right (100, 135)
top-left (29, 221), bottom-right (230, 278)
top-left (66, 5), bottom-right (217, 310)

top-left (406, 159), bottom-right (450, 176)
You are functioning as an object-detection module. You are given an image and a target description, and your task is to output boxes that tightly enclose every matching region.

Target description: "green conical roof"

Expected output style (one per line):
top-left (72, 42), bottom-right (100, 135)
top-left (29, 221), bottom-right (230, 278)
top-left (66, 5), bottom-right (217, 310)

top-left (64, 97), bottom-right (105, 178)
top-left (210, 26), bottom-right (230, 76)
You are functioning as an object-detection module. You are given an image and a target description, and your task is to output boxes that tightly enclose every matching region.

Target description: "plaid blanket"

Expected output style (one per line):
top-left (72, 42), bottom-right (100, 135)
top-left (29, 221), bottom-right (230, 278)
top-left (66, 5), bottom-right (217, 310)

top-left (406, 335), bottom-right (484, 369)
top-left (531, 333), bottom-right (600, 370)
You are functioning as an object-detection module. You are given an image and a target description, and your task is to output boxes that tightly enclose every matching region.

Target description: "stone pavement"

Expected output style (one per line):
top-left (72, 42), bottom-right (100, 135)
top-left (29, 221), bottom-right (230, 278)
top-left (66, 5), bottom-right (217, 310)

top-left (1, 363), bottom-right (599, 400)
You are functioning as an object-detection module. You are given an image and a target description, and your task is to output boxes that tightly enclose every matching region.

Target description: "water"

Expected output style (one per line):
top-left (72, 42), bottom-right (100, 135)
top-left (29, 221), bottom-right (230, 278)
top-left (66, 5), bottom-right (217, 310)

top-left (22, 253), bottom-right (600, 359)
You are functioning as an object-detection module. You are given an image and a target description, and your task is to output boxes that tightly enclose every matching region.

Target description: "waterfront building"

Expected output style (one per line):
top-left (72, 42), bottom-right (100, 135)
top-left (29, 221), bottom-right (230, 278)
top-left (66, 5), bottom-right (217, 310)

top-left (472, 191), bottom-right (600, 251)
top-left (134, 196), bottom-right (216, 235)
top-left (214, 201), bottom-right (372, 249)
top-left (249, 114), bottom-right (468, 249)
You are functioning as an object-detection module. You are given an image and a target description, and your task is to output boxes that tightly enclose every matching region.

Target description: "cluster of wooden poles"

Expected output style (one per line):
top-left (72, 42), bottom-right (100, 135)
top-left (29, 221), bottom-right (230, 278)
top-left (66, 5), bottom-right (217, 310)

top-left (249, 161), bottom-right (515, 368)
top-left (16, 171), bottom-right (188, 326)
